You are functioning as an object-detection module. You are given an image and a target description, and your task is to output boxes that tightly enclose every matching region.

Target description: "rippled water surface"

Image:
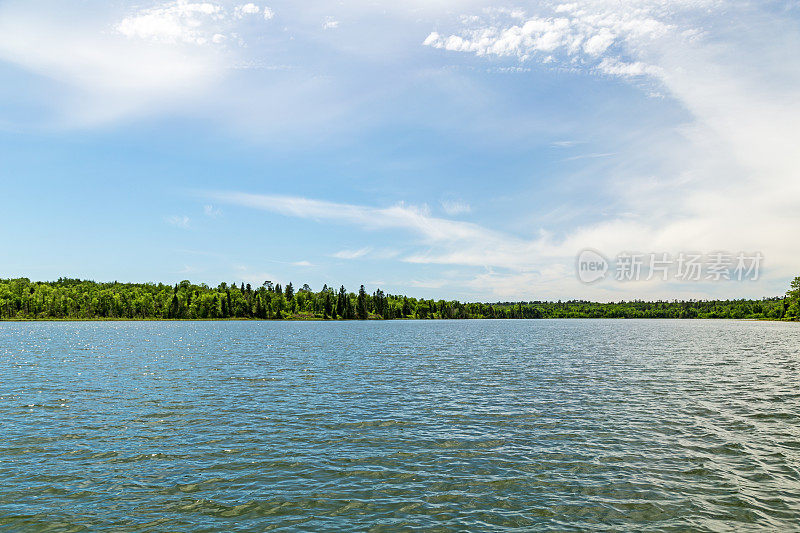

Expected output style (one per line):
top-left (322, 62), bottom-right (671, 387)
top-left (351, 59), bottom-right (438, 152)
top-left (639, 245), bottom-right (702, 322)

top-left (2, 320), bottom-right (800, 531)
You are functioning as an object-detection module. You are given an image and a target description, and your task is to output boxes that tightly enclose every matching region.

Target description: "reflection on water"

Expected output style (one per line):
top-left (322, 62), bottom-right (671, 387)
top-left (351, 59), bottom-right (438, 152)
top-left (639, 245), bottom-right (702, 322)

top-left (1, 319), bottom-right (799, 531)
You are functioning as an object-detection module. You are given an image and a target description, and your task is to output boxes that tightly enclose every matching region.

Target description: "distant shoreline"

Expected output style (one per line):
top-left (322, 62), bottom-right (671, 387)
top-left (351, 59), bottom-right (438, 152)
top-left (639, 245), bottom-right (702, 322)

top-left (2, 317), bottom-right (797, 323)
top-left (2, 277), bottom-right (798, 321)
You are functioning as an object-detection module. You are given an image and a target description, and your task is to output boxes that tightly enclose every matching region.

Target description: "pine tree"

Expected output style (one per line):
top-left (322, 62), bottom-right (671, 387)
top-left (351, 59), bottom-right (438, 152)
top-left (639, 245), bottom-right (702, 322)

top-left (324, 291), bottom-right (334, 319)
top-left (336, 285), bottom-right (347, 318)
top-left (357, 285), bottom-right (368, 319)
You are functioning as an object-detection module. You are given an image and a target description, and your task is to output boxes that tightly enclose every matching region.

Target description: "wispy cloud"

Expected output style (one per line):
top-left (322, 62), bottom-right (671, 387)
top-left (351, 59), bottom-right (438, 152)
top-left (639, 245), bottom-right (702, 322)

top-left (205, 191), bottom-right (503, 245)
top-left (332, 247), bottom-right (372, 260)
top-left (166, 215), bottom-right (191, 229)
top-left (0, 0), bottom-right (277, 125)
top-left (202, 190), bottom-right (549, 271)
top-left (203, 204), bottom-right (222, 217)
top-left (561, 152), bottom-right (616, 162)
top-left (551, 140), bottom-right (584, 148)
top-left (441, 199), bottom-right (471, 216)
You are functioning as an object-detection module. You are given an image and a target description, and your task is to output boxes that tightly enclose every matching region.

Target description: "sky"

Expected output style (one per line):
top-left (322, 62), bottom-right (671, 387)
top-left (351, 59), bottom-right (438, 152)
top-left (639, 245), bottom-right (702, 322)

top-left (0, 0), bottom-right (798, 301)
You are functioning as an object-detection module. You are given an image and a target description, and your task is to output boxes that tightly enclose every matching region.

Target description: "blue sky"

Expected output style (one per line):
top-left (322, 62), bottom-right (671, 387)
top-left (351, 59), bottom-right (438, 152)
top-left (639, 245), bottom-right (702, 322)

top-left (1, 0), bottom-right (798, 301)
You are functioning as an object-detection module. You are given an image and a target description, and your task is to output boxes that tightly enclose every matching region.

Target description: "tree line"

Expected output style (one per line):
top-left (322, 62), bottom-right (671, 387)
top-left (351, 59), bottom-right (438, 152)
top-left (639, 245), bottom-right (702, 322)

top-left (0, 277), bottom-right (798, 321)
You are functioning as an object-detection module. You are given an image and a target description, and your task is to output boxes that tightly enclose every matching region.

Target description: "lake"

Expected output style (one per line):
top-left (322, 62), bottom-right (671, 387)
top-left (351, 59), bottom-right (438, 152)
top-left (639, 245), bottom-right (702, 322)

top-left (2, 319), bottom-right (800, 531)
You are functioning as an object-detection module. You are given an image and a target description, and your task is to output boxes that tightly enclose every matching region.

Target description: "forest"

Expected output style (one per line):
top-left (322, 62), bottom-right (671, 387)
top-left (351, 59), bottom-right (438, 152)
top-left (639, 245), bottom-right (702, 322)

top-left (0, 277), bottom-right (798, 321)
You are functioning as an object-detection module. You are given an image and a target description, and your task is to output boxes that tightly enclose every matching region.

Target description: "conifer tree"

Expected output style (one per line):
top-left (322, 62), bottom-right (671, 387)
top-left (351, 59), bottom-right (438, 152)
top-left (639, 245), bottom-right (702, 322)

top-left (336, 285), bottom-right (347, 318)
top-left (357, 285), bottom-right (368, 319)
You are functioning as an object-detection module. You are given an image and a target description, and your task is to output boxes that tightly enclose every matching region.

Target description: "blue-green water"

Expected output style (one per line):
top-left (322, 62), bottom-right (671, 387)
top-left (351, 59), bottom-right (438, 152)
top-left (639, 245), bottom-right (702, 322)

top-left (2, 320), bottom-right (800, 531)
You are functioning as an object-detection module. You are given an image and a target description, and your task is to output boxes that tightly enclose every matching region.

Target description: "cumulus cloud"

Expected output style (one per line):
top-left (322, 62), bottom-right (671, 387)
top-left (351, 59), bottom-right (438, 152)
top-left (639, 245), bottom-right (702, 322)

top-left (116, 2), bottom-right (223, 45)
top-left (234, 3), bottom-right (261, 18)
top-left (421, 1), bottom-right (708, 81)
top-left (117, 1), bottom-right (274, 45)
top-left (596, 57), bottom-right (662, 77)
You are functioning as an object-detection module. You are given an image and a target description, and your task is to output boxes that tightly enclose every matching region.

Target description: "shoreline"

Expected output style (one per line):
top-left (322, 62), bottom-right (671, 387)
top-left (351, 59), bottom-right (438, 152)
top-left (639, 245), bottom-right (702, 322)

top-left (2, 317), bottom-right (798, 323)
top-left (4, 278), bottom-right (797, 322)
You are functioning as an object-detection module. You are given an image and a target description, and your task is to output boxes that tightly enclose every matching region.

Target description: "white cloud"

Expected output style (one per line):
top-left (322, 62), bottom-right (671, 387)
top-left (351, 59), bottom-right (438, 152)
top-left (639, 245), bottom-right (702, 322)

top-left (421, 1), bottom-right (696, 81)
top-left (0, 1), bottom-right (232, 125)
top-left (441, 199), bottom-right (471, 215)
top-left (561, 151), bottom-right (616, 162)
top-left (417, 1), bottom-right (800, 299)
top-left (203, 191), bottom-right (554, 275)
top-left (292, 260), bottom-right (313, 266)
top-left (116, 2), bottom-right (224, 45)
top-left (0, 0), bottom-right (478, 131)
top-left (205, 191), bottom-right (503, 247)
top-left (422, 32), bottom-right (441, 46)
top-left (323, 17), bottom-right (340, 30)
top-left (551, 140), bottom-right (584, 147)
top-left (203, 204), bottom-right (222, 217)
top-left (0, 0), bottom-right (281, 125)
top-left (583, 29), bottom-right (614, 56)
top-left (207, 136), bottom-right (800, 298)
top-left (2, 0), bottom-right (799, 300)
top-left (234, 3), bottom-right (261, 18)
top-left (166, 215), bottom-right (191, 229)
top-left (117, 1), bottom-right (274, 44)
top-left (596, 57), bottom-right (662, 77)
top-left (332, 247), bottom-right (372, 260)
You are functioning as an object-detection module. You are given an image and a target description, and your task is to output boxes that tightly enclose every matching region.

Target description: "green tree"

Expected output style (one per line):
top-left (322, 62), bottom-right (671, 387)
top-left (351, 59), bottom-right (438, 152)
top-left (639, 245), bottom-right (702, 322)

top-left (357, 285), bottom-right (368, 319)
top-left (336, 285), bottom-right (347, 318)
top-left (324, 288), bottom-right (334, 319)
top-left (285, 282), bottom-right (294, 301)
top-left (787, 276), bottom-right (800, 318)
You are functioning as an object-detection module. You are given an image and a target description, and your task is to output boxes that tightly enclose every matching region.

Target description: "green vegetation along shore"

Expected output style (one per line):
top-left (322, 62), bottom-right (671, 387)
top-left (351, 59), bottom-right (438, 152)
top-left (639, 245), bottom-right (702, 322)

top-left (1, 277), bottom-right (799, 321)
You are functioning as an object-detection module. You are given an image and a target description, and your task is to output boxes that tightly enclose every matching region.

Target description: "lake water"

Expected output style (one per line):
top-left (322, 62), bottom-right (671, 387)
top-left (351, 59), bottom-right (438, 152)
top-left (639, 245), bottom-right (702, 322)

top-left (2, 319), bottom-right (800, 531)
